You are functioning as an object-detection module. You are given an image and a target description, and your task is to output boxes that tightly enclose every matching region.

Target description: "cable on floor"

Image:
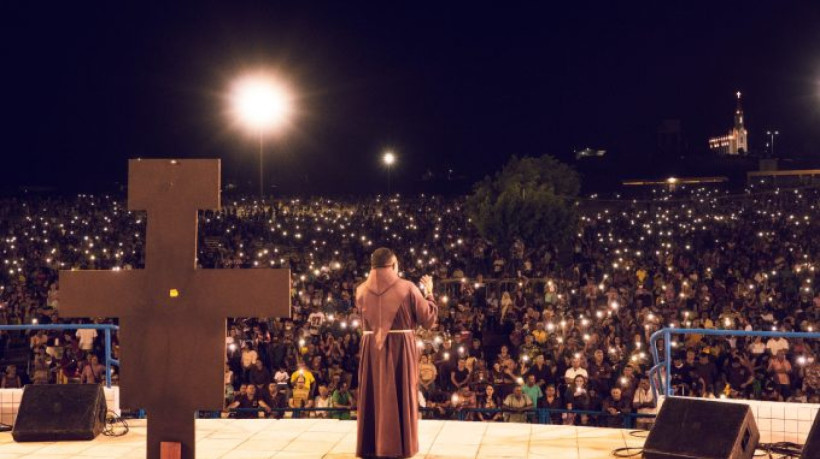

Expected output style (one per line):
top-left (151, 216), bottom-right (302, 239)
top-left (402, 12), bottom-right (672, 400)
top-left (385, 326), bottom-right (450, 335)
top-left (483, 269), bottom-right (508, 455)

top-left (102, 409), bottom-right (129, 437)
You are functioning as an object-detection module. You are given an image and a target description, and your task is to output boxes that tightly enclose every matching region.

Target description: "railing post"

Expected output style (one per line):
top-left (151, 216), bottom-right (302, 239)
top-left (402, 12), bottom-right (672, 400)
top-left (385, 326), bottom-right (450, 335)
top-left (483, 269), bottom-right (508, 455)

top-left (664, 330), bottom-right (672, 396)
top-left (104, 327), bottom-right (112, 388)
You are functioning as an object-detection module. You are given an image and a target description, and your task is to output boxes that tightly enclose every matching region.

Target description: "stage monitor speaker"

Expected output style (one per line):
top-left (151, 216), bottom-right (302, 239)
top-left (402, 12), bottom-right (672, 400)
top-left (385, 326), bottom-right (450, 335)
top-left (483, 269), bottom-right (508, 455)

top-left (802, 409), bottom-right (820, 458)
top-left (12, 384), bottom-right (107, 442)
top-left (643, 397), bottom-right (759, 459)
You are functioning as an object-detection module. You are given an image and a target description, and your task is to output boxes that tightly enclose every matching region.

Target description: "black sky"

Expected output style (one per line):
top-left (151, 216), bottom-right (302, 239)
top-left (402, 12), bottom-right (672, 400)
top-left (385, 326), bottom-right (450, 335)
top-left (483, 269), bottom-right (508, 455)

top-left (2, 3), bottom-right (820, 194)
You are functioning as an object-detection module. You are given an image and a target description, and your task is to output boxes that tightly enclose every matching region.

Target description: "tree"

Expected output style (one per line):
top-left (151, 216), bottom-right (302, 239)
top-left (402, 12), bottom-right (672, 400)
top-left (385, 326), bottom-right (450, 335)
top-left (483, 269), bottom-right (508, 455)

top-left (466, 155), bottom-right (580, 252)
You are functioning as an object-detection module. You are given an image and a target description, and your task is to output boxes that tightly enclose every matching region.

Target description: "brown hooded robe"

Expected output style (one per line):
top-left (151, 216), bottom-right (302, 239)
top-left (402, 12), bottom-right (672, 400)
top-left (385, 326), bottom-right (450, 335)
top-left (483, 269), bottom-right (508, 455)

top-left (356, 267), bottom-right (438, 458)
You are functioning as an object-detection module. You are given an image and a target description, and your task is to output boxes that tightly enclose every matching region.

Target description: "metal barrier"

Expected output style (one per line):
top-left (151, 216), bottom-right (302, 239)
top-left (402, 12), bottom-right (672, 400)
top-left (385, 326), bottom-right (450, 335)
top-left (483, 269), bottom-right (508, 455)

top-left (649, 327), bottom-right (820, 398)
top-left (0, 324), bottom-right (119, 388)
top-left (220, 407), bottom-right (656, 428)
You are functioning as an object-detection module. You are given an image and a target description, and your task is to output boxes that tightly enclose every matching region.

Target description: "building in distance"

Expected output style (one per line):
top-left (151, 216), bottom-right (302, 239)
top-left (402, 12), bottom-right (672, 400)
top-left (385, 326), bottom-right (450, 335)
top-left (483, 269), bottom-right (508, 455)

top-left (574, 147), bottom-right (606, 160)
top-left (709, 91), bottom-right (749, 155)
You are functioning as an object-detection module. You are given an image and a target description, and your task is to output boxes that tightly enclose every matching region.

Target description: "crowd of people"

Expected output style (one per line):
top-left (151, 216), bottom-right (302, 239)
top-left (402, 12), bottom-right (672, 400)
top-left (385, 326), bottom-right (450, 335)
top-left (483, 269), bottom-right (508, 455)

top-left (2, 182), bottom-right (820, 427)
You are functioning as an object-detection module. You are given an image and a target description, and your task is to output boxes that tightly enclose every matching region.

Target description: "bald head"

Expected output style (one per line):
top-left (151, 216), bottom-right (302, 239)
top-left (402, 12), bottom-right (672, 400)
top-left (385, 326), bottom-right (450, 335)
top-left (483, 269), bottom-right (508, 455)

top-left (371, 247), bottom-right (397, 269)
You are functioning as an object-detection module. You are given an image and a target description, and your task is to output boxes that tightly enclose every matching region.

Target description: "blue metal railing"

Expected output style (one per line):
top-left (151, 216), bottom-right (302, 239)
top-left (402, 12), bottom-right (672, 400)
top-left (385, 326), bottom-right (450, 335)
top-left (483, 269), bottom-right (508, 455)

top-left (0, 324), bottom-right (119, 388)
top-left (649, 327), bottom-right (820, 398)
top-left (222, 407), bottom-right (656, 428)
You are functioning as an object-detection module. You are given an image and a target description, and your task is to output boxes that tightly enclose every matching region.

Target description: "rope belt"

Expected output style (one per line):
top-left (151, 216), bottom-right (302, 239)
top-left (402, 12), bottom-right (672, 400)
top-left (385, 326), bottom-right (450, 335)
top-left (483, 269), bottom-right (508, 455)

top-left (362, 329), bottom-right (414, 335)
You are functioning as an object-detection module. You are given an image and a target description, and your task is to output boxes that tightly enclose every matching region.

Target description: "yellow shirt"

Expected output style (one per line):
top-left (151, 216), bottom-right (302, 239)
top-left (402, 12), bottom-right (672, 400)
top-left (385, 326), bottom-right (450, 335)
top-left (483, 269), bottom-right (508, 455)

top-left (290, 370), bottom-right (316, 390)
top-left (291, 387), bottom-right (311, 408)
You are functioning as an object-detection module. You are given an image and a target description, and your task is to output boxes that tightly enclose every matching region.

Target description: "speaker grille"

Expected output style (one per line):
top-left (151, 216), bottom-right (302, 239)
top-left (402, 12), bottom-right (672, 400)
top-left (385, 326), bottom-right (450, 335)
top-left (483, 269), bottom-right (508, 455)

top-left (12, 384), bottom-right (107, 442)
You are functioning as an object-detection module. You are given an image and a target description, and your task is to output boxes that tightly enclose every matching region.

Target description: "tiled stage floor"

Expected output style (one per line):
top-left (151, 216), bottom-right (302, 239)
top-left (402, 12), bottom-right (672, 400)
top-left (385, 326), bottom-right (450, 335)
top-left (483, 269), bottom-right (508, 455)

top-left (0, 418), bottom-right (647, 459)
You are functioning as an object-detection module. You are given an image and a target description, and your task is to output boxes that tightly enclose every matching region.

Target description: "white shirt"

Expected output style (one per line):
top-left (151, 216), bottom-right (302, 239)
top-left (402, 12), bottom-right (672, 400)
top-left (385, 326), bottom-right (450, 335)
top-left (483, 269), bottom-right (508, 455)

top-left (633, 387), bottom-right (655, 413)
top-left (565, 367), bottom-right (588, 382)
top-left (76, 329), bottom-right (98, 350)
top-left (307, 312), bottom-right (326, 335)
top-left (750, 342), bottom-right (766, 355)
top-left (274, 370), bottom-right (289, 384)
top-left (766, 338), bottom-right (789, 356)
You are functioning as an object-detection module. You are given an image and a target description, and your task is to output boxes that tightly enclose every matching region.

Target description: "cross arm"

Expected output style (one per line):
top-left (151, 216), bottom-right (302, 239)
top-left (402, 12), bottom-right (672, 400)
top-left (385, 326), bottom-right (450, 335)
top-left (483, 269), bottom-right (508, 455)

top-left (58, 270), bottom-right (147, 319)
top-left (193, 269), bottom-right (291, 318)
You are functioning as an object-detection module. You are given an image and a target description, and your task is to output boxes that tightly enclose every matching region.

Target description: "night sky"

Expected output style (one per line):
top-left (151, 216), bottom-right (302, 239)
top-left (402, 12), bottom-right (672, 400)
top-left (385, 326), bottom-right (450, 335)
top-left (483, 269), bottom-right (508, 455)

top-left (2, 3), bottom-right (820, 194)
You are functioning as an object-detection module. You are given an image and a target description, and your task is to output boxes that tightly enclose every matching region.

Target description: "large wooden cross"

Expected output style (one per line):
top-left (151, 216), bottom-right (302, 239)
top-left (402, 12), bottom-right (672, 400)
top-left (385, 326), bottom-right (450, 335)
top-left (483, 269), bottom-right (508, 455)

top-left (59, 159), bottom-right (291, 459)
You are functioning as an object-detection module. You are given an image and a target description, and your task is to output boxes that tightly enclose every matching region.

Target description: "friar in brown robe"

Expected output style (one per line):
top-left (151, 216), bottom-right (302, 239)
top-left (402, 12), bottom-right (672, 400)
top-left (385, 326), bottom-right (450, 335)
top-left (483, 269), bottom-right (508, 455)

top-left (356, 247), bottom-right (438, 458)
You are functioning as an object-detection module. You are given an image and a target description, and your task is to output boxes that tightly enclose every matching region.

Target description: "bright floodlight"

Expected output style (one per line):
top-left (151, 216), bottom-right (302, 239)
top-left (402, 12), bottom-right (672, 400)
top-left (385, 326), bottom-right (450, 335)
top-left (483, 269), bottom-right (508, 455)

top-left (383, 151), bottom-right (396, 166)
top-left (232, 76), bottom-right (291, 131)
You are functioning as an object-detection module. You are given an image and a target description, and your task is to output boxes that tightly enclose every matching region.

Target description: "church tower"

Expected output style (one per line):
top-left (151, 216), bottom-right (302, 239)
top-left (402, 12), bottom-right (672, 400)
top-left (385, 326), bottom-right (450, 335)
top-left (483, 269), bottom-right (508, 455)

top-left (711, 91), bottom-right (749, 155)
top-left (732, 91), bottom-right (748, 154)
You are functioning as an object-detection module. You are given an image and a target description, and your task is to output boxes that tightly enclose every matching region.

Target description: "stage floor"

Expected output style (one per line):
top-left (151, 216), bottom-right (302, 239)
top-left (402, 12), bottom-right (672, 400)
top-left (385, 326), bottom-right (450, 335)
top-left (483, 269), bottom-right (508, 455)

top-left (0, 418), bottom-right (646, 458)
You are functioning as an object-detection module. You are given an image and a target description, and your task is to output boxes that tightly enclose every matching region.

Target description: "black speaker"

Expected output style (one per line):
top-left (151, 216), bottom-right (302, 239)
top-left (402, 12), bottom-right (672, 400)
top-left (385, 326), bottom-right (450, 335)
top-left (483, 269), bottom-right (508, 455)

top-left (644, 397), bottom-right (759, 459)
top-left (12, 384), bottom-right (107, 442)
top-left (802, 410), bottom-right (820, 458)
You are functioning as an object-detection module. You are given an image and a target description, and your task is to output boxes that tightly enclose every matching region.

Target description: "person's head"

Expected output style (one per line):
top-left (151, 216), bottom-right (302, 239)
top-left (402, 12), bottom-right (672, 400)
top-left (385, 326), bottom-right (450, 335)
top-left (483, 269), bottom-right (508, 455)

top-left (699, 353), bottom-right (710, 364)
top-left (777, 349), bottom-right (786, 361)
top-left (318, 385), bottom-right (328, 397)
top-left (611, 387), bottom-right (622, 400)
top-left (574, 375), bottom-right (586, 387)
top-left (255, 360), bottom-right (264, 369)
top-left (485, 385), bottom-right (495, 396)
top-left (513, 385), bottom-right (523, 397)
top-left (5, 365), bottom-right (15, 376)
top-left (246, 384), bottom-right (256, 397)
top-left (571, 357), bottom-right (581, 369)
top-left (638, 378), bottom-right (650, 390)
top-left (594, 349), bottom-right (604, 362)
top-left (420, 354), bottom-right (429, 364)
top-left (457, 358), bottom-right (466, 369)
top-left (546, 384), bottom-right (556, 397)
top-left (535, 354), bottom-right (545, 365)
top-left (340, 381), bottom-right (349, 392)
top-left (371, 247), bottom-right (397, 272)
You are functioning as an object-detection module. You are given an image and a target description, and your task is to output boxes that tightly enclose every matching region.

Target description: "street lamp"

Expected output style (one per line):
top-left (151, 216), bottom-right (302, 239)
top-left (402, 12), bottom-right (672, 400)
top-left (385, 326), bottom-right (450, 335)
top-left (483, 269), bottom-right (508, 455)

top-left (766, 130), bottom-right (779, 157)
top-left (231, 74), bottom-right (292, 198)
top-left (382, 151), bottom-right (396, 194)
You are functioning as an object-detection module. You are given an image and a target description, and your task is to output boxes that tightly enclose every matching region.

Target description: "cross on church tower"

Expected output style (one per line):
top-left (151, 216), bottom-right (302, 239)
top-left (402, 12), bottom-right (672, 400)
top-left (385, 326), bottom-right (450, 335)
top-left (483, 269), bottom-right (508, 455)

top-left (59, 159), bottom-right (291, 459)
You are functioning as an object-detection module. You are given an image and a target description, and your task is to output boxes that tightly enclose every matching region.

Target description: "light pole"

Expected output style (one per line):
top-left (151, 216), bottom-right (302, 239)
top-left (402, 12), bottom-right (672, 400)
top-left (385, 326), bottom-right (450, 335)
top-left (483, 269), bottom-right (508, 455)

top-left (231, 74), bottom-right (292, 199)
top-left (382, 151), bottom-right (396, 194)
top-left (258, 129), bottom-right (264, 198)
top-left (766, 130), bottom-right (779, 157)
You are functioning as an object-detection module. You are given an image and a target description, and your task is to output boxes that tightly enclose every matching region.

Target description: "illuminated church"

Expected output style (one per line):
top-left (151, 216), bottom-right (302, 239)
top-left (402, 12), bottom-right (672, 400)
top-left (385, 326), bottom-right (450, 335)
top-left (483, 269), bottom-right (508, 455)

top-left (708, 91), bottom-right (748, 155)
